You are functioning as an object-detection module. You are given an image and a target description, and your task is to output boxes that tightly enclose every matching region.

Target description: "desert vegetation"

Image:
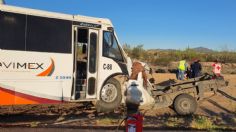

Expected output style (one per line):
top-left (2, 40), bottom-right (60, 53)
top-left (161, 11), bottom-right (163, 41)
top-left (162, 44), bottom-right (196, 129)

top-left (123, 44), bottom-right (236, 66)
top-left (123, 44), bottom-right (236, 74)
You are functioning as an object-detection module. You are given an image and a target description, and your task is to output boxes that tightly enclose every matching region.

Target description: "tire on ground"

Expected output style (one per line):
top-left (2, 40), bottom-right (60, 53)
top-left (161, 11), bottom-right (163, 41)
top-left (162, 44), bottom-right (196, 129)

top-left (173, 94), bottom-right (197, 115)
top-left (96, 78), bottom-right (122, 113)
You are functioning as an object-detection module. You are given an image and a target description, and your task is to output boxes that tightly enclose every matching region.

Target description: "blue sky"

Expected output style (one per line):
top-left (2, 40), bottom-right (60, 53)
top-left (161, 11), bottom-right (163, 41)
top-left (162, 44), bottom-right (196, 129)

top-left (5, 0), bottom-right (236, 50)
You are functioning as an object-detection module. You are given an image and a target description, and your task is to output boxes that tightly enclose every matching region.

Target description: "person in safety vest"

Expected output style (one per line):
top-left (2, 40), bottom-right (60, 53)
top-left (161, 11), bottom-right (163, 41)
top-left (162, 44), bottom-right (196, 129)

top-left (177, 60), bottom-right (187, 80)
top-left (212, 59), bottom-right (222, 77)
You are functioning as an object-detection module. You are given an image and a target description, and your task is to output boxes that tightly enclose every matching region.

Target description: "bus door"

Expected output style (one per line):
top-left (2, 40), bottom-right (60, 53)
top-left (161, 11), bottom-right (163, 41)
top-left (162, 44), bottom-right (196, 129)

top-left (73, 27), bottom-right (98, 100)
top-left (86, 29), bottom-right (99, 99)
top-left (73, 27), bottom-right (88, 100)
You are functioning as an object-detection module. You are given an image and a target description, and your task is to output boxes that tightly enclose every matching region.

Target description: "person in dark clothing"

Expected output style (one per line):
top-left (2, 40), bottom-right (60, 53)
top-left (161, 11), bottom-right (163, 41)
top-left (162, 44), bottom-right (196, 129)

top-left (186, 67), bottom-right (192, 79)
top-left (191, 59), bottom-right (202, 78)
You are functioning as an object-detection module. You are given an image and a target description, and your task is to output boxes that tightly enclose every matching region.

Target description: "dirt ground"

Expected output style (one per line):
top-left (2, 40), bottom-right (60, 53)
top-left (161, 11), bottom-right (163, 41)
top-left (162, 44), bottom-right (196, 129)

top-left (152, 73), bottom-right (236, 116)
top-left (0, 73), bottom-right (236, 130)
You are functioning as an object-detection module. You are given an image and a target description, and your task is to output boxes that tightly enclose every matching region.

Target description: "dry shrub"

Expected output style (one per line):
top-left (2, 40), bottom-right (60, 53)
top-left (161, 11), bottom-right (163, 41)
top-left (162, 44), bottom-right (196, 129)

top-left (191, 116), bottom-right (215, 130)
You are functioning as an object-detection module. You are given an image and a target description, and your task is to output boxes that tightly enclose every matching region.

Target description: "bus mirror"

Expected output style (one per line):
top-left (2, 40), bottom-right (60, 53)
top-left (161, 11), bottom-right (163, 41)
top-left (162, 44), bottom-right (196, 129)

top-left (107, 33), bottom-right (113, 47)
top-left (110, 34), bottom-right (114, 47)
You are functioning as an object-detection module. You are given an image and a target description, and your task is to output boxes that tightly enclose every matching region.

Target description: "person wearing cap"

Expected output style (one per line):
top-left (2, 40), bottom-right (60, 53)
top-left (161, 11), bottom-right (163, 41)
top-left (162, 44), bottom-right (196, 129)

top-left (191, 59), bottom-right (202, 78)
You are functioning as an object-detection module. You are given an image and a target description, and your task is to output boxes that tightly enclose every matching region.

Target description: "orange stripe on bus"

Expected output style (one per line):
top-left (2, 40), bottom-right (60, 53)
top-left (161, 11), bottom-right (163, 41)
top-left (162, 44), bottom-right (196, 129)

top-left (0, 87), bottom-right (61, 105)
top-left (37, 58), bottom-right (55, 76)
top-left (0, 89), bottom-right (38, 105)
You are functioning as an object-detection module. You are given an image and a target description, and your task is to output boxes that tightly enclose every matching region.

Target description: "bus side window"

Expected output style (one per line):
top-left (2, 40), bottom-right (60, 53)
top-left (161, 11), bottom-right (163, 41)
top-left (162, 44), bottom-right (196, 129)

top-left (77, 29), bottom-right (88, 44)
top-left (76, 29), bottom-right (88, 61)
top-left (0, 11), bottom-right (26, 51)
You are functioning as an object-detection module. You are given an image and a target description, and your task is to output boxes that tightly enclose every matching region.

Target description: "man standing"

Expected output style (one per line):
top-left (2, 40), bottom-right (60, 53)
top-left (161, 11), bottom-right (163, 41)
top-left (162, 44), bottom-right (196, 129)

top-left (212, 59), bottom-right (222, 77)
top-left (177, 60), bottom-right (187, 80)
top-left (191, 59), bottom-right (202, 78)
top-left (130, 61), bottom-right (148, 87)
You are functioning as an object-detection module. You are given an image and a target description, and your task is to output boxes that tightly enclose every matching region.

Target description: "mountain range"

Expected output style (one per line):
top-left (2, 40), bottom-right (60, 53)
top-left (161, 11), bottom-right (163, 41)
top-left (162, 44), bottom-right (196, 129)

top-left (148, 47), bottom-right (214, 53)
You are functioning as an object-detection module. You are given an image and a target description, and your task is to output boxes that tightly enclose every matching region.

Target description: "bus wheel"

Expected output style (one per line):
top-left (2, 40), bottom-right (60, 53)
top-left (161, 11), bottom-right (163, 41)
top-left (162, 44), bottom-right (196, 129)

top-left (174, 94), bottom-right (197, 115)
top-left (96, 78), bottom-right (122, 112)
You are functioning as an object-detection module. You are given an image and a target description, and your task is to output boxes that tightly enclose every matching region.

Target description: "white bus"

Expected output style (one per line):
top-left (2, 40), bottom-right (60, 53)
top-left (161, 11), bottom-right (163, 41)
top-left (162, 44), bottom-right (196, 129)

top-left (0, 4), bottom-right (131, 112)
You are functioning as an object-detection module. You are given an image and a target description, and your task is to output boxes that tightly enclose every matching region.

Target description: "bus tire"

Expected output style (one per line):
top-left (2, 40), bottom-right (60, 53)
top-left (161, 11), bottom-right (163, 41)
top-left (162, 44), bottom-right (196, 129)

top-left (174, 94), bottom-right (197, 115)
top-left (96, 78), bottom-right (122, 113)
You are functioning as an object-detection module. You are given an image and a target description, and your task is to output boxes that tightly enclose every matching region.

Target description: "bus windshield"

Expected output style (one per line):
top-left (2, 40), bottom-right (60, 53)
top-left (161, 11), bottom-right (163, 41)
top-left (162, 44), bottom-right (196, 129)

top-left (103, 31), bottom-right (123, 62)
